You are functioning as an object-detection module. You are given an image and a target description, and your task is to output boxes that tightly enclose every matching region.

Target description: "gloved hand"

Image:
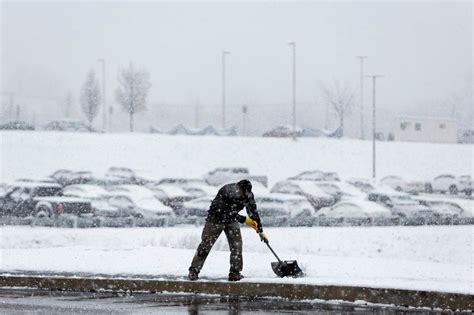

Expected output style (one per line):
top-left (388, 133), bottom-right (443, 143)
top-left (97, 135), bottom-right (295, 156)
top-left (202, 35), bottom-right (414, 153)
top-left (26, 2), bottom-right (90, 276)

top-left (245, 217), bottom-right (259, 231)
top-left (259, 232), bottom-right (269, 243)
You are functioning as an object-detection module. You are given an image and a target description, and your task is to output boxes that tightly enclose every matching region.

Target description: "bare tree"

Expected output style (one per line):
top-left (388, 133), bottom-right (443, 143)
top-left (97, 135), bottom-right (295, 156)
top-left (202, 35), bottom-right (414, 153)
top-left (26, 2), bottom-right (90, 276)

top-left (80, 70), bottom-right (101, 129)
top-left (115, 63), bottom-right (151, 132)
top-left (321, 80), bottom-right (355, 136)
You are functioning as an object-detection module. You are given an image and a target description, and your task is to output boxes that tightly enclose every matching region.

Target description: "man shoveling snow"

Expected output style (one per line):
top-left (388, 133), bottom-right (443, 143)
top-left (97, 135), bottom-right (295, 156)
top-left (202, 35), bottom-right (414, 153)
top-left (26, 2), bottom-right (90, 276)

top-left (188, 179), bottom-right (267, 281)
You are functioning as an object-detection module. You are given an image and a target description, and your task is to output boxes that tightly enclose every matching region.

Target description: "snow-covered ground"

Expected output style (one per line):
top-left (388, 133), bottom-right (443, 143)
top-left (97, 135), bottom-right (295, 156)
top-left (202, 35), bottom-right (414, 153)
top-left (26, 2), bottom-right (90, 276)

top-left (0, 131), bottom-right (472, 186)
top-left (0, 225), bottom-right (472, 294)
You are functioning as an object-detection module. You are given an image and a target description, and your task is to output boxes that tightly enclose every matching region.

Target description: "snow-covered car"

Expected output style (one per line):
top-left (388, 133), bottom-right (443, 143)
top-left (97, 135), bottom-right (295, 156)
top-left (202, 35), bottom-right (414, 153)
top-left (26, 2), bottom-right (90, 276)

top-left (147, 184), bottom-right (193, 213)
top-left (317, 200), bottom-right (393, 220)
top-left (426, 174), bottom-right (462, 195)
top-left (155, 178), bottom-right (216, 198)
top-left (289, 170), bottom-right (340, 182)
top-left (203, 167), bottom-right (268, 187)
top-left (270, 180), bottom-right (335, 209)
top-left (0, 120), bottom-right (35, 130)
top-left (345, 178), bottom-right (375, 193)
top-left (16, 177), bottom-right (57, 184)
top-left (255, 193), bottom-right (315, 226)
top-left (156, 178), bottom-right (206, 187)
top-left (379, 176), bottom-right (425, 194)
top-left (414, 198), bottom-right (463, 222)
top-left (107, 187), bottom-right (174, 219)
top-left (0, 182), bottom-right (93, 218)
top-left (59, 171), bottom-right (95, 186)
top-left (50, 169), bottom-right (73, 186)
top-left (61, 184), bottom-right (121, 217)
top-left (182, 196), bottom-right (212, 217)
top-left (104, 167), bottom-right (153, 185)
top-left (457, 175), bottom-right (472, 196)
top-left (368, 190), bottom-right (433, 220)
top-left (44, 119), bottom-right (93, 132)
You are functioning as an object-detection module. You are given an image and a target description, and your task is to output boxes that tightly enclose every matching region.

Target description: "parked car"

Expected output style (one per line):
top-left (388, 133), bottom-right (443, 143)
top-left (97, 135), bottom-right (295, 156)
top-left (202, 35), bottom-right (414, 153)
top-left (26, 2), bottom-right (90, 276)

top-left (414, 197), bottom-right (463, 222)
top-left (0, 120), bottom-right (34, 130)
top-left (314, 181), bottom-right (365, 200)
top-left (54, 171), bottom-right (94, 186)
top-left (203, 167), bottom-right (268, 187)
top-left (44, 119), bottom-right (93, 132)
top-left (107, 193), bottom-right (173, 219)
top-left (255, 193), bottom-right (316, 226)
top-left (0, 182), bottom-right (92, 217)
top-left (368, 190), bottom-right (433, 221)
top-left (182, 196), bottom-right (213, 217)
top-left (317, 200), bottom-right (393, 220)
top-left (270, 180), bottom-right (335, 209)
top-left (458, 175), bottom-right (473, 196)
top-left (289, 170), bottom-right (340, 182)
top-left (426, 174), bottom-right (463, 195)
top-left (346, 178), bottom-right (375, 193)
top-left (16, 177), bottom-right (57, 184)
top-left (50, 169), bottom-right (73, 186)
top-left (155, 178), bottom-right (215, 198)
top-left (262, 125), bottom-right (303, 138)
top-left (379, 176), bottom-right (424, 194)
top-left (61, 184), bottom-right (120, 217)
top-left (147, 184), bottom-right (194, 213)
top-left (104, 167), bottom-right (152, 185)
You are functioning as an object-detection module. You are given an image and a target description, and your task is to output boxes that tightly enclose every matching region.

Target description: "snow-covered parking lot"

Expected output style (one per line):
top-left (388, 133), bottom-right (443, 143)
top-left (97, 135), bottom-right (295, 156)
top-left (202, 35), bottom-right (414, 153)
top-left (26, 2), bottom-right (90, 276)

top-left (0, 225), bottom-right (472, 294)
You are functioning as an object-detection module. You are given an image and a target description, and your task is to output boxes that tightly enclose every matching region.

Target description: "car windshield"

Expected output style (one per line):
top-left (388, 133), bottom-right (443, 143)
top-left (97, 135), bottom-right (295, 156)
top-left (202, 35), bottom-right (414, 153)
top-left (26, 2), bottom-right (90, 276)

top-left (36, 187), bottom-right (62, 197)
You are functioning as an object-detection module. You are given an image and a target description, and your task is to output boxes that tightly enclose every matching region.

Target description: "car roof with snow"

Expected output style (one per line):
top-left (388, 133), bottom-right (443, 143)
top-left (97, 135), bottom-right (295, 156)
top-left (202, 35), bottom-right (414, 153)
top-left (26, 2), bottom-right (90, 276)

top-left (318, 200), bottom-right (392, 218)
top-left (108, 185), bottom-right (156, 198)
top-left (150, 184), bottom-right (192, 197)
top-left (10, 181), bottom-right (62, 189)
top-left (62, 184), bottom-right (109, 197)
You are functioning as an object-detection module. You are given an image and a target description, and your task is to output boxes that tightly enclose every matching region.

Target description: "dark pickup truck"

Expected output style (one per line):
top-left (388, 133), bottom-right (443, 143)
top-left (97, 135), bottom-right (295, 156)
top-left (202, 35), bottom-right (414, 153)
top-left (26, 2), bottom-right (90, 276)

top-left (0, 182), bottom-right (93, 217)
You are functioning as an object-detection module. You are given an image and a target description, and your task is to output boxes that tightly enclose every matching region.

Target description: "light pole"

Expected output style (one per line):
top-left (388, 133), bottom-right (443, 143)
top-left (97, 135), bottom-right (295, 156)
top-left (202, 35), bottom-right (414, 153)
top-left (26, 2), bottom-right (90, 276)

top-left (242, 104), bottom-right (248, 136)
top-left (97, 58), bottom-right (106, 132)
top-left (365, 74), bottom-right (384, 181)
top-left (288, 42), bottom-right (296, 140)
top-left (221, 51), bottom-right (230, 128)
top-left (357, 56), bottom-right (367, 139)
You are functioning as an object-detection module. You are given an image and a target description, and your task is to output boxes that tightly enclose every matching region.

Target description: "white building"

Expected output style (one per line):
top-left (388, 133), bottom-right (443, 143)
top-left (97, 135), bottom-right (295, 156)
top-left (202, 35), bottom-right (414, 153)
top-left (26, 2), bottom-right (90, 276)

top-left (394, 116), bottom-right (458, 143)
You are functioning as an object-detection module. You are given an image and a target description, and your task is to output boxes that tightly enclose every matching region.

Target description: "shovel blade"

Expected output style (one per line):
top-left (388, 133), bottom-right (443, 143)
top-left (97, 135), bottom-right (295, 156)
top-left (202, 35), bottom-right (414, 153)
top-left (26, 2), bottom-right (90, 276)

top-left (271, 260), bottom-right (304, 278)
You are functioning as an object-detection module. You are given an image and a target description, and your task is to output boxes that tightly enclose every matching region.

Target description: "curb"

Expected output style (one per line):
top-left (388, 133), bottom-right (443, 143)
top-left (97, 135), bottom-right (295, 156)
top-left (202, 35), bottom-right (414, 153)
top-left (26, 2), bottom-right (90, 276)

top-left (0, 275), bottom-right (471, 310)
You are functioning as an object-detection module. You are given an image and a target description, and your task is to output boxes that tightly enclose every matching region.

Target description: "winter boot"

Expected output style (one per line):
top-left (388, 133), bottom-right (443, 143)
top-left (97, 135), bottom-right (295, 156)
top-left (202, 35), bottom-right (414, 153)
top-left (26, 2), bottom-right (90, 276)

top-left (228, 273), bottom-right (244, 282)
top-left (188, 268), bottom-right (199, 281)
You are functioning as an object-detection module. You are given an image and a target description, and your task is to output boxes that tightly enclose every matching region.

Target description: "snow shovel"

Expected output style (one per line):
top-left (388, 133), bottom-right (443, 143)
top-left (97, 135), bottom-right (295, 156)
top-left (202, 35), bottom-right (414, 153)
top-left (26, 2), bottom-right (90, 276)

top-left (262, 236), bottom-right (304, 278)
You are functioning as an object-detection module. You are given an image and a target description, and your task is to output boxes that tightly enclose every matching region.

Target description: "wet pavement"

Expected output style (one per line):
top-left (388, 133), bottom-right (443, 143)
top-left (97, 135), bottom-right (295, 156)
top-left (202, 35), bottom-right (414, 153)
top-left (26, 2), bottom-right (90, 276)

top-left (0, 288), bottom-right (468, 314)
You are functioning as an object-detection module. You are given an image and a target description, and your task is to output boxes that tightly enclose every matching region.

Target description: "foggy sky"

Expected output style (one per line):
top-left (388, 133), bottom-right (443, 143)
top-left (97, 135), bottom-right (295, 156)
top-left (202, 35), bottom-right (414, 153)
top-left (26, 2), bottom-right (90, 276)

top-left (1, 1), bottom-right (472, 135)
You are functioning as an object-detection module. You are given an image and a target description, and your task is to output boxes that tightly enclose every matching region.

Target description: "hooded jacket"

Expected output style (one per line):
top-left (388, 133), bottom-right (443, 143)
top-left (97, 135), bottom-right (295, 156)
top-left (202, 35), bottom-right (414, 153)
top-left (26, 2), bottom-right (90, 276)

top-left (206, 181), bottom-right (263, 231)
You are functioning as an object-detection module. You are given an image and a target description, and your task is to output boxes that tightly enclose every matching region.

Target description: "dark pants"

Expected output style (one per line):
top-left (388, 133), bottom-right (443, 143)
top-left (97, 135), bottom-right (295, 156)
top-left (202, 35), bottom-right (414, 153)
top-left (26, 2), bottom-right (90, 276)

top-left (189, 221), bottom-right (243, 274)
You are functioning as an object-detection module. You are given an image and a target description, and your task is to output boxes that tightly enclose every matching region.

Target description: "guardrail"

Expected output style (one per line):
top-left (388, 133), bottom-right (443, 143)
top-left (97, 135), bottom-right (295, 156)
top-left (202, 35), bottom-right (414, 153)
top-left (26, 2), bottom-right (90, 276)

top-left (0, 215), bottom-right (473, 228)
top-left (0, 275), bottom-right (471, 310)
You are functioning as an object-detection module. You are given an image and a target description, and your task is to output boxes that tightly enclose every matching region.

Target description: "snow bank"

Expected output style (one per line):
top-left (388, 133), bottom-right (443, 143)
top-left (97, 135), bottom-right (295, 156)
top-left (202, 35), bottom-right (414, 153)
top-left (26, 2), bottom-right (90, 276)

top-left (0, 131), bottom-right (472, 186)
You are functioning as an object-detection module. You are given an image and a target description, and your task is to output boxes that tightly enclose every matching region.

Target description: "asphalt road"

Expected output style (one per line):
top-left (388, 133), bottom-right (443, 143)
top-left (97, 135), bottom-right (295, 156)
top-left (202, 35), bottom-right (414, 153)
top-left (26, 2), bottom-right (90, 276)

top-left (0, 288), bottom-right (466, 315)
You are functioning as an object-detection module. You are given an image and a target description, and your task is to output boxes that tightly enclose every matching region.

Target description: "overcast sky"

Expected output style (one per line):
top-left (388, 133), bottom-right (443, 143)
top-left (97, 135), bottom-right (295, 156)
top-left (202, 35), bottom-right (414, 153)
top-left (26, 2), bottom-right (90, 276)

top-left (1, 1), bottom-right (472, 134)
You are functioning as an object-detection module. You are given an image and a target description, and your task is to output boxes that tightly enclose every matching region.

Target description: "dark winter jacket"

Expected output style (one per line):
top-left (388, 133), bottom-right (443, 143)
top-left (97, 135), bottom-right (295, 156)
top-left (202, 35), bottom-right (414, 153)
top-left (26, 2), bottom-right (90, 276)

top-left (206, 182), bottom-right (263, 232)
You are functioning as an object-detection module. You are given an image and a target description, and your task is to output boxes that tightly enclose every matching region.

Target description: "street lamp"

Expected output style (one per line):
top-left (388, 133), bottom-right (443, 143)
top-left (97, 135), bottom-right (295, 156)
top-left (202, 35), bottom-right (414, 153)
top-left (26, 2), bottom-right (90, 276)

top-left (242, 104), bottom-right (248, 136)
top-left (222, 51), bottom-right (230, 128)
top-left (97, 58), bottom-right (106, 131)
top-left (365, 74), bottom-right (384, 181)
top-left (357, 56), bottom-right (367, 139)
top-left (288, 42), bottom-right (296, 140)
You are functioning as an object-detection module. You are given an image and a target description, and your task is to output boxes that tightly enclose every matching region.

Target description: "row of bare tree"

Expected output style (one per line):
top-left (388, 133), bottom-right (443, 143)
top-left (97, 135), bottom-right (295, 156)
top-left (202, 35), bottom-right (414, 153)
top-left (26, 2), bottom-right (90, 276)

top-left (80, 63), bottom-right (151, 131)
top-left (79, 63), bottom-right (355, 134)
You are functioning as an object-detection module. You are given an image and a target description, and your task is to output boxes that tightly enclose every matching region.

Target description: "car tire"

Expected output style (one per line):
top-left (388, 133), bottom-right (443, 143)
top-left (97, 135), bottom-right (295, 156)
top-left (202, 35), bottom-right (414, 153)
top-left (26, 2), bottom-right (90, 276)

top-left (449, 185), bottom-right (458, 195)
top-left (395, 186), bottom-right (402, 192)
top-left (35, 204), bottom-right (52, 218)
top-left (425, 184), bottom-right (433, 193)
